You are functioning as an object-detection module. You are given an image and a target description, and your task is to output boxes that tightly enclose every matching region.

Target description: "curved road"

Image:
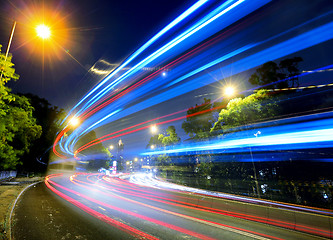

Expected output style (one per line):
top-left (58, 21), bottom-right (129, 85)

top-left (12, 173), bottom-right (331, 240)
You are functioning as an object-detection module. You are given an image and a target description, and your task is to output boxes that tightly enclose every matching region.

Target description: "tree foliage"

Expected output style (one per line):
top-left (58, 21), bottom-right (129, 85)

top-left (181, 98), bottom-right (225, 139)
top-left (0, 45), bottom-right (42, 170)
top-left (0, 94), bottom-right (42, 170)
top-left (147, 126), bottom-right (180, 166)
top-left (18, 93), bottom-right (66, 172)
top-left (160, 126), bottom-right (180, 146)
top-left (249, 57), bottom-right (303, 89)
top-left (147, 125), bottom-right (181, 149)
top-left (211, 90), bottom-right (278, 132)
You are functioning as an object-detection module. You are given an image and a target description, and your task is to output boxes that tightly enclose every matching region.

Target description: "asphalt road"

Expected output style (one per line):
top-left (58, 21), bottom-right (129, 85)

top-left (12, 173), bottom-right (331, 240)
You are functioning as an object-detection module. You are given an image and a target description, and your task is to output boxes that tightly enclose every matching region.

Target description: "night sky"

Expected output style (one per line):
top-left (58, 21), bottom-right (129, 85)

top-left (0, 0), bottom-right (192, 109)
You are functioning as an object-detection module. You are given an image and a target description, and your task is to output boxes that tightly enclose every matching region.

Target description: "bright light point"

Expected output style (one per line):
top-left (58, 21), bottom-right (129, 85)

top-left (69, 117), bottom-right (79, 127)
top-left (224, 86), bottom-right (235, 97)
top-left (126, 161), bottom-right (130, 165)
top-left (134, 157), bottom-right (138, 162)
top-left (150, 125), bottom-right (158, 134)
top-left (109, 145), bottom-right (114, 150)
top-left (162, 72), bottom-right (167, 77)
top-left (36, 24), bottom-right (51, 39)
top-left (150, 145), bottom-right (155, 149)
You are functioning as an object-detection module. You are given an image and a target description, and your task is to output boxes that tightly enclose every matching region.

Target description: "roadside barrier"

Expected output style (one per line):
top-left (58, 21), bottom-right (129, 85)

top-left (0, 171), bottom-right (17, 180)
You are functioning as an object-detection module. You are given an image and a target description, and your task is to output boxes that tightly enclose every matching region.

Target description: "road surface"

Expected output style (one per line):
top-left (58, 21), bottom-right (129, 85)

top-left (12, 173), bottom-right (332, 239)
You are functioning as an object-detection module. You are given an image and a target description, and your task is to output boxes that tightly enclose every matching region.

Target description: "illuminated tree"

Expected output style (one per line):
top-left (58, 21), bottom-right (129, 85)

top-left (0, 45), bottom-right (42, 170)
top-left (161, 126), bottom-right (180, 146)
top-left (182, 98), bottom-right (226, 139)
top-left (211, 90), bottom-right (278, 133)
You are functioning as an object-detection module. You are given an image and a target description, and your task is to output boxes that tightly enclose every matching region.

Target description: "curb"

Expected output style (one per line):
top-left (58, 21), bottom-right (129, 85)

top-left (7, 180), bottom-right (43, 240)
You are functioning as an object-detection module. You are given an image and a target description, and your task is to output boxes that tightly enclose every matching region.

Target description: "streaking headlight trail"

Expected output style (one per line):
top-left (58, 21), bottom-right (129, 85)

top-left (53, 0), bottom-right (333, 161)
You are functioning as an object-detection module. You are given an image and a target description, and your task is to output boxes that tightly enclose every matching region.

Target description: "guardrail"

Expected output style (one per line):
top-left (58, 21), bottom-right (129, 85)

top-left (0, 171), bottom-right (17, 180)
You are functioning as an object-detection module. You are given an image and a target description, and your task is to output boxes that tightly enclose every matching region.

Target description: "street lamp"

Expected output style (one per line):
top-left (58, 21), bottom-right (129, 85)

top-left (224, 86), bottom-right (235, 98)
top-left (35, 24), bottom-right (51, 39)
top-left (69, 117), bottom-right (79, 127)
top-left (150, 125), bottom-right (158, 134)
top-left (109, 145), bottom-right (114, 150)
top-left (150, 145), bottom-right (155, 150)
top-left (0, 20), bottom-right (52, 82)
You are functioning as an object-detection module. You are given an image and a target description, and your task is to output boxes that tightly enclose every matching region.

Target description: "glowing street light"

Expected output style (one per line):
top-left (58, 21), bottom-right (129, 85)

top-left (150, 145), bottom-right (155, 150)
top-left (150, 125), bottom-right (158, 134)
top-left (0, 20), bottom-right (52, 82)
top-left (69, 117), bottom-right (80, 127)
top-left (35, 24), bottom-right (51, 39)
top-left (109, 145), bottom-right (114, 150)
top-left (224, 86), bottom-right (235, 98)
top-left (134, 157), bottom-right (138, 162)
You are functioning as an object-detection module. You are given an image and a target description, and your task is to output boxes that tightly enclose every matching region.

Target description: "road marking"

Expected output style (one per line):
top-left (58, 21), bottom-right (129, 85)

top-left (98, 206), bottom-right (106, 211)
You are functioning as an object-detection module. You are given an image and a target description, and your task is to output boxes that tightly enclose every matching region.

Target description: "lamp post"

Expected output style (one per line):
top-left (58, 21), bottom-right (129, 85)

top-left (0, 21), bottom-right (16, 82)
top-left (0, 20), bottom-right (51, 82)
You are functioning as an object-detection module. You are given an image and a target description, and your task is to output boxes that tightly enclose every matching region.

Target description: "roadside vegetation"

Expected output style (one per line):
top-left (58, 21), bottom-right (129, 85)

top-left (148, 57), bottom-right (333, 209)
top-left (0, 45), bottom-right (64, 173)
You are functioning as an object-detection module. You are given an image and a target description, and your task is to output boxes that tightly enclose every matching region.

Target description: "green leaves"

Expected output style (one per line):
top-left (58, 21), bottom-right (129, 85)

top-left (0, 45), bottom-right (42, 170)
top-left (182, 98), bottom-right (216, 139)
top-left (0, 94), bottom-right (42, 170)
top-left (211, 90), bottom-right (278, 133)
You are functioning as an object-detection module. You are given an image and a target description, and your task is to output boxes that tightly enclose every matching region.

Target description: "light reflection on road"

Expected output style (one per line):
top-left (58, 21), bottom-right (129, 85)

top-left (45, 173), bottom-right (332, 239)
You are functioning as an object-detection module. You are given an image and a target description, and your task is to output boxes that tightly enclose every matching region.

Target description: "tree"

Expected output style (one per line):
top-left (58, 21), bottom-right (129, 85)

top-left (211, 90), bottom-right (278, 133)
top-left (18, 93), bottom-right (66, 172)
top-left (182, 98), bottom-right (225, 139)
top-left (0, 45), bottom-right (19, 114)
top-left (249, 57), bottom-right (303, 89)
top-left (0, 45), bottom-right (42, 170)
top-left (249, 61), bottom-right (283, 88)
top-left (147, 134), bottom-right (163, 149)
top-left (148, 125), bottom-right (181, 148)
top-left (161, 126), bottom-right (180, 146)
top-left (0, 94), bottom-right (42, 170)
top-left (279, 57), bottom-right (303, 88)
top-left (147, 126), bottom-right (180, 166)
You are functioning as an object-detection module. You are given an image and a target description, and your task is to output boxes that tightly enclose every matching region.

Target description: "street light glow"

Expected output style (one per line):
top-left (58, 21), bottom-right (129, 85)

top-left (69, 117), bottom-right (79, 127)
top-left (36, 24), bottom-right (51, 39)
top-left (224, 86), bottom-right (235, 97)
top-left (150, 125), bottom-right (158, 134)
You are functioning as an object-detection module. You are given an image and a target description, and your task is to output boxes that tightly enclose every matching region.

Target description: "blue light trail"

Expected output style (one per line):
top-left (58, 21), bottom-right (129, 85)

top-left (141, 111), bottom-right (333, 159)
top-left (54, 0), bottom-right (333, 159)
